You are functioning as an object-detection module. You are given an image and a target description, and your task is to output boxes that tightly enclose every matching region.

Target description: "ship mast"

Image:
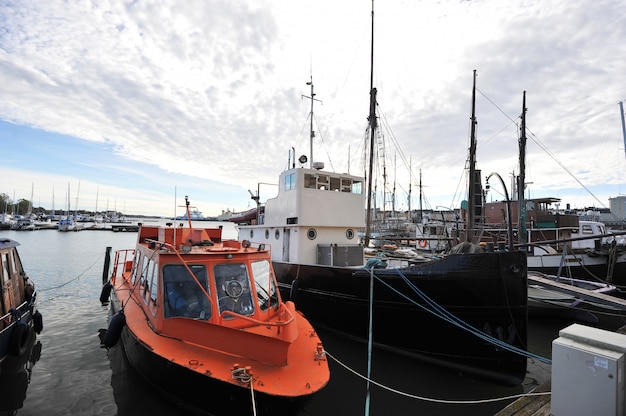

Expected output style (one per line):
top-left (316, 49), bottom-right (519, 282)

top-left (616, 101), bottom-right (625, 218)
top-left (302, 76), bottom-right (321, 168)
top-left (518, 91), bottom-right (527, 245)
top-left (466, 70), bottom-right (478, 242)
top-left (364, 2), bottom-right (377, 247)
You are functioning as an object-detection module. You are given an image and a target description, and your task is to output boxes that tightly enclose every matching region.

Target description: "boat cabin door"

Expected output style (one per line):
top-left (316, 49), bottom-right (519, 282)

top-left (282, 228), bottom-right (290, 262)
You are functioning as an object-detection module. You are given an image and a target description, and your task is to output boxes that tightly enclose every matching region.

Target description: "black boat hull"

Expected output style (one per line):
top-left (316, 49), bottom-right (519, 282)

top-left (274, 250), bottom-right (528, 386)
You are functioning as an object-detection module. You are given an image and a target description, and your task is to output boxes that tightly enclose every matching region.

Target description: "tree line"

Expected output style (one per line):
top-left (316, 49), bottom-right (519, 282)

top-left (1, 193), bottom-right (123, 217)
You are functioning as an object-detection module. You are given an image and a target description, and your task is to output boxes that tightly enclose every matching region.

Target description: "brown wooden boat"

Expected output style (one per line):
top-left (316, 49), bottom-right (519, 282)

top-left (0, 238), bottom-right (43, 364)
top-left (100, 197), bottom-right (329, 415)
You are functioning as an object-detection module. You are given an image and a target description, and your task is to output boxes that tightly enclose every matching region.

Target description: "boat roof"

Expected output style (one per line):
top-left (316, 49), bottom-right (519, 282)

top-left (0, 238), bottom-right (20, 250)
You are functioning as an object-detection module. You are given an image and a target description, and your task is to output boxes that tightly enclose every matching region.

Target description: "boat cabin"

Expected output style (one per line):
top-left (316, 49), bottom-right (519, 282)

top-left (238, 165), bottom-right (366, 266)
top-left (483, 197), bottom-right (608, 252)
top-left (111, 226), bottom-right (306, 364)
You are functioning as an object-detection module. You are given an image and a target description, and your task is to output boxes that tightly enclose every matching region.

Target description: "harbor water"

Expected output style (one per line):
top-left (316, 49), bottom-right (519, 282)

top-left (0, 220), bottom-right (616, 416)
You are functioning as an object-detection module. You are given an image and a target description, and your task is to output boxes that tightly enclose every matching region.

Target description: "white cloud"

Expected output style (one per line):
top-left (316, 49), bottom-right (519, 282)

top-left (0, 0), bottom-right (625, 217)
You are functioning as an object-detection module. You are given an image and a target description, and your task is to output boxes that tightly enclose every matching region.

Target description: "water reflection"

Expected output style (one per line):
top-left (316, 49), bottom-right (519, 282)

top-left (102, 321), bottom-right (542, 416)
top-left (0, 328), bottom-right (42, 415)
top-left (102, 331), bottom-right (183, 416)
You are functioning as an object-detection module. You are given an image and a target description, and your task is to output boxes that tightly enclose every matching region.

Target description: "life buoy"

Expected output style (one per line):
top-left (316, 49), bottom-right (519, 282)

top-left (103, 311), bottom-right (126, 349)
top-left (418, 240), bottom-right (428, 248)
top-left (33, 310), bottom-right (43, 334)
top-left (9, 323), bottom-right (29, 356)
top-left (99, 281), bottom-right (113, 304)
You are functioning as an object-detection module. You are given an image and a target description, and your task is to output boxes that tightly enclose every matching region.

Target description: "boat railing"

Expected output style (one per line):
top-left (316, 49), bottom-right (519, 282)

top-left (0, 300), bottom-right (30, 328)
top-left (111, 249), bottom-right (135, 279)
top-left (516, 231), bottom-right (626, 251)
top-left (219, 300), bottom-right (296, 327)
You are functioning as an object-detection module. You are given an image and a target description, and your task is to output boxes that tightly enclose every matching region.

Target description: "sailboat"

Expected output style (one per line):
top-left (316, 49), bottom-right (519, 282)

top-left (235, 8), bottom-right (528, 386)
top-left (481, 94), bottom-right (626, 286)
top-left (58, 183), bottom-right (83, 232)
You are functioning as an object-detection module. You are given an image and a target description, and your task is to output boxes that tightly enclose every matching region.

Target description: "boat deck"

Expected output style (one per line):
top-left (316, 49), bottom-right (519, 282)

top-left (528, 273), bottom-right (626, 311)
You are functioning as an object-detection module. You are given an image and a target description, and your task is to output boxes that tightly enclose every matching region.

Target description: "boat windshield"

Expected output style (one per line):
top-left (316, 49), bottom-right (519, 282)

top-left (214, 263), bottom-right (254, 318)
top-left (250, 259), bottom-right (279, 311)
top-left (163, 264), bottom-right (211, 320)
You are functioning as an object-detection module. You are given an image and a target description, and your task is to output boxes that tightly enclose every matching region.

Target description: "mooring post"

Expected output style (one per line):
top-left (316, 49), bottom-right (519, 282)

top-left (102, 246), bottom-right (112, 284)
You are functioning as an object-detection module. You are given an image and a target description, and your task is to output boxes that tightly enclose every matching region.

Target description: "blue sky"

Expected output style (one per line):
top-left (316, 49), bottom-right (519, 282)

top-left (1, 0), bottom-right (625, 217)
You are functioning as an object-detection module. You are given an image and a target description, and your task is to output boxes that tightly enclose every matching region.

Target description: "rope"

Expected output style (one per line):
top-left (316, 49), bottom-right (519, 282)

top-left (38, 255), bottom-right (102, 291)
top-left (326, 350), bottom-right (551, 405)
top-left (231, 367), bottom-right (257, 416)
top-left (249, 381), bottom-right (257, 416)
top-left (366, 265), bottom-right (551, 364)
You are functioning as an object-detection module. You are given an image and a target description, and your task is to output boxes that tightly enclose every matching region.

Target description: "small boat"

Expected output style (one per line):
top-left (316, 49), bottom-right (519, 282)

top-left (527, 271), bottom-right (626, 326)
top-left (58, 183), bottom-right (84, 232)
top-left (229, 206), bottom-right (264, 225)
top-left (0, 238), bottom-right (43, 364)
top-left (10, 216), bottom-right (39, 231)
top-left (57, 216), bottom-right (84, 232)
top-left (100, 197), bottom-right (330, 415)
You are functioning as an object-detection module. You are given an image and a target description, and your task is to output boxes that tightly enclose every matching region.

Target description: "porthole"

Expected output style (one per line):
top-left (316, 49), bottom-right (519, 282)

top-left (307, 228), bottom-right (317, 240)
top-left (250, 230), bottom-right (254, 239)
top-left (275, 229), bottom-right (280, 239)
top-left (265, 229), bottom-right (270, 239)
top-left (346, 229), bottom-right (355, 240)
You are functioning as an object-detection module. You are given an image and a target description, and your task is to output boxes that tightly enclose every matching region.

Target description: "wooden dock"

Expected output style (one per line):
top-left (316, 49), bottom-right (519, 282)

top-left (494, 380), bottom-right (551, 415)
top-left (496, 280), bottom-right (626, 416)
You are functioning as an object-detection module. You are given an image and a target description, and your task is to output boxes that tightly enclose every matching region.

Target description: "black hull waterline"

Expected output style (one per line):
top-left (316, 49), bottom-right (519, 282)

top-left (274, 250), bottom-right (528, 386)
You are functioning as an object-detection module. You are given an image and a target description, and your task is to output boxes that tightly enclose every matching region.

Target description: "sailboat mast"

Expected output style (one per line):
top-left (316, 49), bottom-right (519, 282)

top-left (407, 157), bottom-right (412, 221)
top-left (618, 101), bottom-right (626, 201)
top-left (466, 70), bottom-right (478, 241)
top-left (364, 2), bottom-right (377, 247)
top-left (419, 168), bottom-right (423, 222)
top-left (518, 91), bottom-right (527, 245)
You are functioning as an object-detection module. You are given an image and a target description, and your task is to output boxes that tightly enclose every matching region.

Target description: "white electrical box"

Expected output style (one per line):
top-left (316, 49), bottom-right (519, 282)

top-left (552, 324), bottom-right (626, 416)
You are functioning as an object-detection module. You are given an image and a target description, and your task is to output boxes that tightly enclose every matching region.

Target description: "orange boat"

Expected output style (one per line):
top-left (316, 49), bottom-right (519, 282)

top-left (100, 197), bottom-right (329, 415)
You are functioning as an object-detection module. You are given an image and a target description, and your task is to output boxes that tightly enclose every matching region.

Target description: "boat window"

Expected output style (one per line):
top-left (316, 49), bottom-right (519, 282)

top-left (147, 259), bottom-right (159, 315)
top-left (9, 248), bottom-right (20, 276)
top-left (340, 178), bottom-right (353, 192)
top-left (214, 263), bottom-right (254, 318)
top-left (581, 224), bottom-right (594, 235)
top-left (145, 259), bottom-right (157, 300)
top-left (131, 252), bottom-right (142, 285)
top-left (250, 259), bottom-right (279, 311)
top-left (1, 252), bottom-right (9, 283)
top-left (285, 172), bottom-right (296, 191)
top-left (304, 174), bottom-right (317, 189)
top-left (351, 180), bottom-right (363, 195)
top-left (163, 265), bottom-right (211, 320)
top-left (316, 174), bottom-right (329, 190)
top-left (139, 254), bottom-right (150, 289)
